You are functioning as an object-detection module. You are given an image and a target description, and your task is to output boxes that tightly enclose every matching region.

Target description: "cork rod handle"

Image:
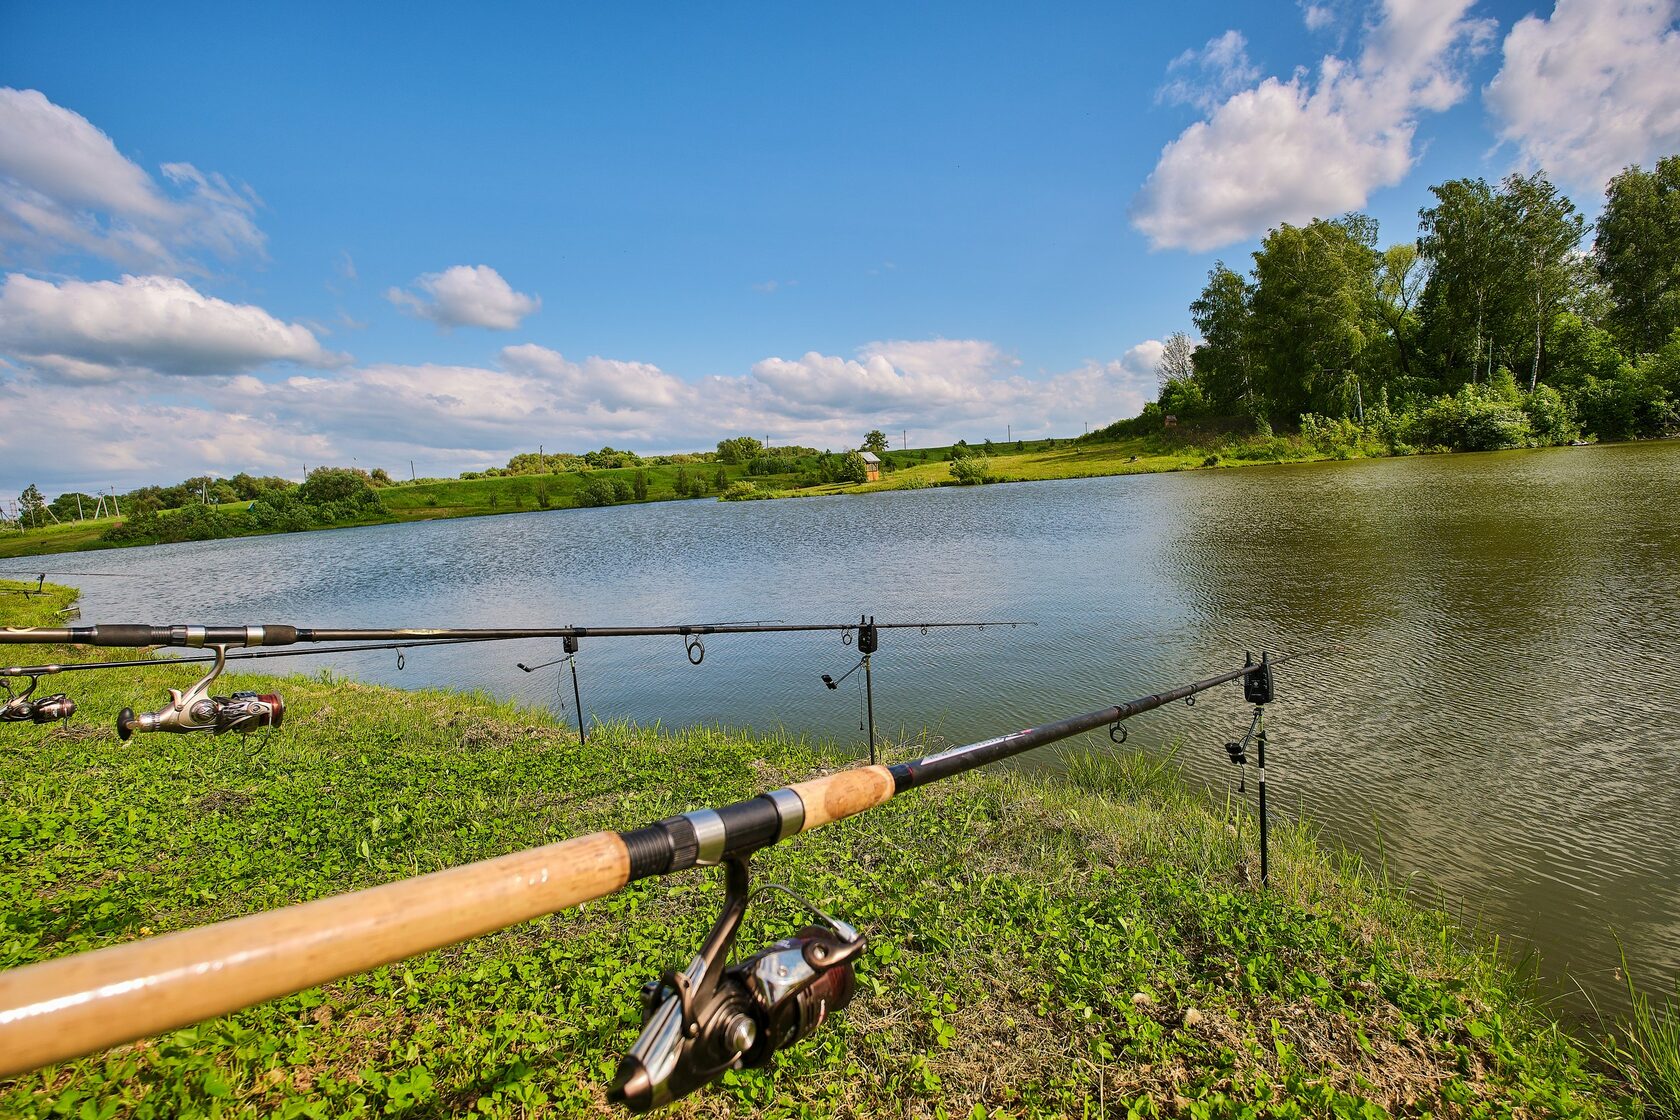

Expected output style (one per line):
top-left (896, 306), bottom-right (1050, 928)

top-left (0, 831), bottom-right (629, 1077)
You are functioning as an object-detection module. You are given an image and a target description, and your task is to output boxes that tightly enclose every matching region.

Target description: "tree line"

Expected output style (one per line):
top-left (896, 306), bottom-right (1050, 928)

top-left (1146, 155), bottom-right (1680, 451)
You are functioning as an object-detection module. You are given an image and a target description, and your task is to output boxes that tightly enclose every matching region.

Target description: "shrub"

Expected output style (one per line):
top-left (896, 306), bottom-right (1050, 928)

top-left (611, 479), bottom-right (633, 502)
top-left (950, 455), bottom-right (991, 485)
top-left (1522, 385), bottom-right (1580, 445)
top-left (576, 477), bottom-right (617, 507)
top-left (719, 482), bottom-right (765, 501)
top-left (1406, 386), bottom-right (1535, 451)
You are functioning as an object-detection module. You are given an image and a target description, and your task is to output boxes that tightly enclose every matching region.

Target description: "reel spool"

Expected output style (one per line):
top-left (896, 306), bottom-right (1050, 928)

top-left (609, 858), bottom-right (864, 1112)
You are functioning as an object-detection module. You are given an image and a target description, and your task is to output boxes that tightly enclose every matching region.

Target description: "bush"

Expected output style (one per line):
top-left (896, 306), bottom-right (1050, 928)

top-left (298, 467), bottom-right (376, 506)
top-left (719, 482), bottom-right (771, 501)
top-left (1406, 386), bottom-right (1535, 451)
top-left (611, 479), bottom-right (633, 502)
top-left (1522, 385), bottom-right (1580, 445)
top-left (950, 454), bottom-right (992, 485)
top-left (576, 478), bottom-right (617, 507)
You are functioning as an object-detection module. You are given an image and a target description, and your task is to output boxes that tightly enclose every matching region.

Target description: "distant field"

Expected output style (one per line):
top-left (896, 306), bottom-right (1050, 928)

top-left (0, 516), bottom-right (119, 559)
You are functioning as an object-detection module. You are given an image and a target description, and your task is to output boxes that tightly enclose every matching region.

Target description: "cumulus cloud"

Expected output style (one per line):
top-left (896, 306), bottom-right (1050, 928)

top-left (387, 264), bottom-right (540, 330)
top-left (1131, 0), bottom-right (1496, 251)
top-left (1486, 0), bottom-right (1680, 193)
top-left (0, 273), bottom-right (343, 382)
top-left (1157, 31), bottom-right (1262, 113)
top-left (0, 368), bottom-right (338, 489)
top-left (2, 331), bottom-right (1162, 493)
top-left (0, 87), bottom-right (264, 270)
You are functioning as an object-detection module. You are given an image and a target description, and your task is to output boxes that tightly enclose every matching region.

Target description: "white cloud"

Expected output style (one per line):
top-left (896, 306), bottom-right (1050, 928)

top-left (1157, 31), bottom-right (1262, 113)
top-left (1485, 0), bottom-right (1680, 193)
top-left (0, 273), bottom-right (343, 382)
top-left (2, 332), bottom-right (1162, 494)
top-left (387, 264), bottom-right (540, 330)
top-left (0, 370), bottom-right (337, 488)
top-left (1131, 0), bottom-right (1495, 251)
top-left (0, 87), bottom-right (264, 270)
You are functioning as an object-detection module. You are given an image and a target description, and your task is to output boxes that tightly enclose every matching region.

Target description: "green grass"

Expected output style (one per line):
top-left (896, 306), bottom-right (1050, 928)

top-left (1602, 957), bottom-right (1680, 1117)
top-left (0, 517), bottom-right (122, 558)
top-left (378, 463), bottom-right (811, 521)
top-left (0, 583), bottom-right (1656, 1116)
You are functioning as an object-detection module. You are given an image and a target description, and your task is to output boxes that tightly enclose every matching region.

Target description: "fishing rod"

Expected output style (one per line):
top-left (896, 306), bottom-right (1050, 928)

top-left (0, 649), bottom-right (1317, 1104)
top-left (0, 619), bottom-right (1024, 648)
top-left (0, 617), bottom-right (1030, 743)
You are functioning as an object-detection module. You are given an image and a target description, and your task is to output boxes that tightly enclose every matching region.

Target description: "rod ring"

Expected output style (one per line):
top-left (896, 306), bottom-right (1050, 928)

top-left (685, 635), bottom-right (705, 665)
top-left (1109, 722), bottom-right (1127, 744)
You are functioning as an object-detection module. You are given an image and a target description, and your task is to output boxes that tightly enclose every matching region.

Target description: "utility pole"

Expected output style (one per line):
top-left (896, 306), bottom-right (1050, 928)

top-left (1007, 424), bottom-right (1011, 442)
top-left (410, 461), bottom-right (416, 482)
top-left (902, 429), bottom-right (907, 450)
top-left (75, 494), bottom-right (83, 521)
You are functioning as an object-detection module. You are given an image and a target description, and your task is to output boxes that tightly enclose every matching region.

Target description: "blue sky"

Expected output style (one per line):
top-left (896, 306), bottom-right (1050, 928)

top-left (2, 0), bottom-right (1677, 495)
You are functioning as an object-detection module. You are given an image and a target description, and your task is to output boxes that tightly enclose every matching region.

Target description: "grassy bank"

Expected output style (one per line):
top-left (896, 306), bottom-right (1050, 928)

top-left (0, 583), bottom-right (1658, 1116)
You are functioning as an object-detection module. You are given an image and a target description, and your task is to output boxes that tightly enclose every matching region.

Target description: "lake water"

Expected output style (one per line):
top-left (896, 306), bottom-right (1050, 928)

top-left (27, 441), bottom-right (1680, 1016)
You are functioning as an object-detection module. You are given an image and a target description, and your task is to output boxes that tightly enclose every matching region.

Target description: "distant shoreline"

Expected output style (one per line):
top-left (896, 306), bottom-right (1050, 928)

top-left (1, 432), bottom-right (1630, 560)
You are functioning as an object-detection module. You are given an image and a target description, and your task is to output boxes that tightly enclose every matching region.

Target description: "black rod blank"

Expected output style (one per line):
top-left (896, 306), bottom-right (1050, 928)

top-left (0, 620), bottom-right (1030, 649)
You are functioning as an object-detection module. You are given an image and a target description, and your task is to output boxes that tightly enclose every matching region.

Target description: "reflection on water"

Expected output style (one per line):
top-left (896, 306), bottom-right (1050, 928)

top-left (37, 440), bottom-right (1680, 1015)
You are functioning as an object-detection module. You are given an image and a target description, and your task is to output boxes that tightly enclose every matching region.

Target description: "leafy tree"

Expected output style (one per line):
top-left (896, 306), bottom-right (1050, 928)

top-left (674, 465), bottom-right (690, 496)
top-left (1374, 243), bottom-right (1426, 383)
top-left (18, 484), bottom-right (44, 527)
top-left (299, 467), bottom-right (374, 505)
top-left (715, 436), bottom-right (763, 464)
top-left (1249, 215), bottom-right (1382, 421)
top-left (1189, 263), bottom-right (1257, 415)
top-left (1418, 178), bottom-right (1510, 383)
top-left (1546, 313), bottom-right (1628, 393)
top-left (861, 430), bottom-right (889, 454)
top-left (1499, 171), bottom-right (1585, 390)
top-left (633, 471), bottom-right (649, 501)
top-left (1159, 376), bottom-right (1208, 418)
top-left (1595, 155), bottom-right (1680, 356)
top-left (47, 492), bottom-right (94, 520)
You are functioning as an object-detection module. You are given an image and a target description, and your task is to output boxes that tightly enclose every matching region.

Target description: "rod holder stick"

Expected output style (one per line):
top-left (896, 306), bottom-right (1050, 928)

top-left (563, 634), bottom-right (585, 747)
top-left (1257, 721), bottom-right (1269, 888)
top-left (570, 658), bottom-right (586, 747)
top-left (863, 654), bottom-right (876, 766)
top-left (857, 616), bottom-right (879, 765)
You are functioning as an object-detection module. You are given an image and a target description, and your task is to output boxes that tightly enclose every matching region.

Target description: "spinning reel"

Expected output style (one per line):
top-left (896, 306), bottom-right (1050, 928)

top-left (117, 645), bottom-right (283, 740)
top-left (609, 857), bottom-right (865, 1113)
top-left (0, 674), bottom-right (74, 724)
